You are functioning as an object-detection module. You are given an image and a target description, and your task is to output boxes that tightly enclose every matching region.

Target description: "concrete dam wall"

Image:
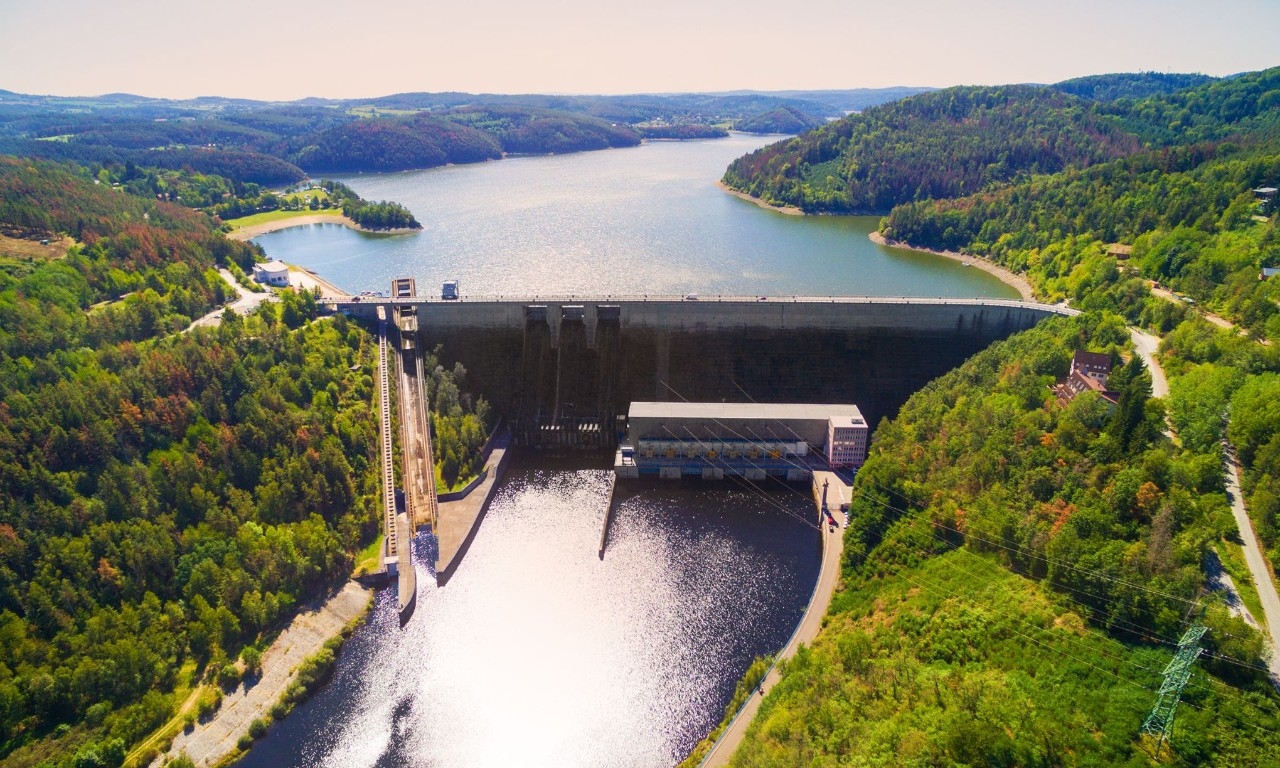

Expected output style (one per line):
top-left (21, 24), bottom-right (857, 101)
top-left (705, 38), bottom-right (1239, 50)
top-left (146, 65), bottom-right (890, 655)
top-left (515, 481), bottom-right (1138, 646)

top-left (337, 297), bottom-right (1068, 446)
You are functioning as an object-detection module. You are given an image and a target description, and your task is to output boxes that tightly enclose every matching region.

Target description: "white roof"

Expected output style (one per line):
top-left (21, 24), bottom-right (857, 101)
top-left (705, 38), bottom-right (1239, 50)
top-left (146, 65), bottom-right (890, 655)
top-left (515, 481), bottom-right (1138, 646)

top-left (259, 260), bottom-right (290, 274)
top-left (629, 402), bottom-right (864, 424)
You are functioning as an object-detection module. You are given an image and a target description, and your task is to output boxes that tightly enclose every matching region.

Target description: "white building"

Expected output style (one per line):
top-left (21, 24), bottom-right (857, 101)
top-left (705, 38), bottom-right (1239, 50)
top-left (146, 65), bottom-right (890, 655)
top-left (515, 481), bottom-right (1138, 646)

top-left (252, 260), bottom-right (290, 287)
top-left (827, 412), bottom-right (870, 468)
top-left (617, 401), bottom-right (869, 478)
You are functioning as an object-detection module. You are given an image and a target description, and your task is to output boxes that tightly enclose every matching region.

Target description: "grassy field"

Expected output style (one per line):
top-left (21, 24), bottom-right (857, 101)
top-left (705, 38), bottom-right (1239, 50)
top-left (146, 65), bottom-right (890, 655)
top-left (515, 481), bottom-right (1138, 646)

top-left (224, 208), bottom-right (345, 230)
top-left (347, 106), bottom-right (424, 118)
top-left (279, 187), bottom-right (334, 206)
top-left (352, 535), bottom-right (385, 577)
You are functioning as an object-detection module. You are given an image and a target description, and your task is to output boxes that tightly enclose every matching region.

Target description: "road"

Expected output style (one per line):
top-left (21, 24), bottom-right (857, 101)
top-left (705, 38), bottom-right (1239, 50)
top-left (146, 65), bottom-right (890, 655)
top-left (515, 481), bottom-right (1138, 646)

top-left (1223, 445), bottom-right (1280, 684)
top-left (1133, 324), bottom-right (1280, 683)
top-left (1129, 327), bottom-right (1169, 398)
top-left (186, 269), bottom-right (273, 331)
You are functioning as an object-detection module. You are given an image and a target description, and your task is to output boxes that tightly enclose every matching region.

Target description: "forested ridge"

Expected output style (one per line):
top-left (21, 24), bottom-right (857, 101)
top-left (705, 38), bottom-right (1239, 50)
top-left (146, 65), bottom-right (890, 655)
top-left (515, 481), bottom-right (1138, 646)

top-left (0, 157), bottom-right (388, 767)
top-left (713, 66), bottom-right (1280, 765)
top-left (0, 87), bottom-right (938, 181)
top-left (719, 316), bottom-right (1280, 765)
top-left (722, 85), bottom-right (1142, 213)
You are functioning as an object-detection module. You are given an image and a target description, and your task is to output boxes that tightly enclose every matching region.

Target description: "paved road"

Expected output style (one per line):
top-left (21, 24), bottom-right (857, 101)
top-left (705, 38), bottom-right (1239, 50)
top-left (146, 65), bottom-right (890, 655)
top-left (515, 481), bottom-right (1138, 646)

top-left (186, 269), bottom-right (273, 331)
top-left (1129, 327), bottom-right (1169, 398)
top-left (1223, 445), bottom-right (1280, 684)
top-left (1133, 325), bottom-right (1280, 682)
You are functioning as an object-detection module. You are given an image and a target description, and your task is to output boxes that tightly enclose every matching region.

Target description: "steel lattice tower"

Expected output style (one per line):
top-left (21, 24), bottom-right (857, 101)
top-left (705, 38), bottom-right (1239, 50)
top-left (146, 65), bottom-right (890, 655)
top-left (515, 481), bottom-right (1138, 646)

top-left (1142, 624), bottom-right (1208, 755)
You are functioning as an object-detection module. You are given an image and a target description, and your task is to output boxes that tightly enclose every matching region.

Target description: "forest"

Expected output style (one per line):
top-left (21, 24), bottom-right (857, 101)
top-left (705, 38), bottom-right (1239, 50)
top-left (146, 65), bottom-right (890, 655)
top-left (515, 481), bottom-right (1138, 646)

top-left (721, 315), bottom-right (1280, 765)
top-left (0, 157), bottom-right (392, 767)
top-left (0, 87), bottom-right (934, 181)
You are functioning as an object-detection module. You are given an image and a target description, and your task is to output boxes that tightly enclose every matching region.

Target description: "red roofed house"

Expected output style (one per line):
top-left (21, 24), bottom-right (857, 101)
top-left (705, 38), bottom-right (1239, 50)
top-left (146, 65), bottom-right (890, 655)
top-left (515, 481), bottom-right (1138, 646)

top-left (1055, 350), bottom-right (1118, 406)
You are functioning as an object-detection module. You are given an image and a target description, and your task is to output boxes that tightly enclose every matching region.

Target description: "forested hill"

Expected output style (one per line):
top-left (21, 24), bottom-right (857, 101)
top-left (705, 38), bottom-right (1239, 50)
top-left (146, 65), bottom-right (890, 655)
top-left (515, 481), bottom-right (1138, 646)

top-left (0, 87), bottom-right (929, 181)
top-left (0, 157), bottom-right (382, 766)
top-left (1051, 71), bottom-right (1217, 102)
top-left (721, 85), bottom-right (1142, 213)
top-left (881, 66), bottom-right (1280, 340)
top-left (734, 105), bottom-right (823, 135)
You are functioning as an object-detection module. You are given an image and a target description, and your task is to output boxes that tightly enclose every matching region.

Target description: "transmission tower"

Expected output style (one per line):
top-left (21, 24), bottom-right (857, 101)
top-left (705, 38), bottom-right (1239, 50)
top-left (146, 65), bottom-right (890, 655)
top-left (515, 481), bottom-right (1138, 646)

top-left (1141, 624), bottom-right (1208, 757)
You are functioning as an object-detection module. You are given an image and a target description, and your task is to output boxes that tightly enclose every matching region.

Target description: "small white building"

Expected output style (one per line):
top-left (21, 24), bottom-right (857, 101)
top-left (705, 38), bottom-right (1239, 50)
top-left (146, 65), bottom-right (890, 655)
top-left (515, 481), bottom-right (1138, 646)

top-left (252, 260), bottom-right (291, 287)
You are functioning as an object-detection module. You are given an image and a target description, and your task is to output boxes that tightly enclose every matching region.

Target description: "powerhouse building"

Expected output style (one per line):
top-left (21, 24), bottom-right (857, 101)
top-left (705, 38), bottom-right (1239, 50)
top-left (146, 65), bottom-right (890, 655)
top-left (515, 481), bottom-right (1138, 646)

top-left (615, 402), bottom-right (868, 480)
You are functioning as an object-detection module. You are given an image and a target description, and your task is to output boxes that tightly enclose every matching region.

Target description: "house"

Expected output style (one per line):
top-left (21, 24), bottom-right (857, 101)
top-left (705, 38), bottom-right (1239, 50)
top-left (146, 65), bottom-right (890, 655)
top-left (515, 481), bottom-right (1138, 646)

top-left (1106, 244), bottom-right (1133, 260)
top-left (1261, 266), bottom-right (1280, 280)
top-left (1054, 350), bottom-right (1118, 406)
top-left (252, 260), bottom-right (290, 287)
top-left (1069, 350), bottom-right (1111, 385)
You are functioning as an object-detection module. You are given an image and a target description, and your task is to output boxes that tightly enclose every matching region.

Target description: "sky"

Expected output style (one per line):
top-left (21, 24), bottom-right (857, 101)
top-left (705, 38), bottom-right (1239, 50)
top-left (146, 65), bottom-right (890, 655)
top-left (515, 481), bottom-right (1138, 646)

top-left (0, 0), bottom-right (1277, 100)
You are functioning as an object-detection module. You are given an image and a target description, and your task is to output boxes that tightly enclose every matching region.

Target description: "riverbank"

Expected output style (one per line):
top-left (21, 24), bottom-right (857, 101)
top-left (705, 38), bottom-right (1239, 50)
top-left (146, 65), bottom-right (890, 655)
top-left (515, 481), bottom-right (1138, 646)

top-left (153, 581), bottom-right (372, 768)
top-left (226, 213), bottom-right (420, 241)
top-left (716, 181), bottom-right (803, 216)
top-left (696, 478), bottom-right (847, 767)
top-left (869, 231), bottom-right (1034, 301)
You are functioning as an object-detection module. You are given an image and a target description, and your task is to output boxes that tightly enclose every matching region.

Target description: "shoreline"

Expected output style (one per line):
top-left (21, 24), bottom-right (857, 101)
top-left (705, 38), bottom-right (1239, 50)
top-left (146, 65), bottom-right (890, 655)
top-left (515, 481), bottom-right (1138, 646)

top-left (227, 213), bottom-right (420, 241)
top-left (716, 181), bottom-right (804, 216)
top-left (153, 582), bottom-right (372, 768)
top-left (869, 231), bottom-right (1034, 301)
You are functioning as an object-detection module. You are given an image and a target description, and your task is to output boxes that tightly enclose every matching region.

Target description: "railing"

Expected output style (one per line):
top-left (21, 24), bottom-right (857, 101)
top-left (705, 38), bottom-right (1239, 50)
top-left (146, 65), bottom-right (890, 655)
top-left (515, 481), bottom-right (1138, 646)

top-left (324, 293), bottom-right (1076, 316)
top-left (377, 320), bottom-right (397, 563)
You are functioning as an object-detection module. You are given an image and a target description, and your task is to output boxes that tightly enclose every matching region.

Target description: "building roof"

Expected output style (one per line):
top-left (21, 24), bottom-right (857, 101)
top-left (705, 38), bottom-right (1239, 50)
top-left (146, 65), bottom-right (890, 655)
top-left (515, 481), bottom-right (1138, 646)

top-left (258, 260), bottom-right (289, 274)
top-left (629, 401), bottom-right (865, 425)
top-left (1058, 370), bottom-right (1119, 405)
top-left (1071, 350), bottom-right (1112, 372)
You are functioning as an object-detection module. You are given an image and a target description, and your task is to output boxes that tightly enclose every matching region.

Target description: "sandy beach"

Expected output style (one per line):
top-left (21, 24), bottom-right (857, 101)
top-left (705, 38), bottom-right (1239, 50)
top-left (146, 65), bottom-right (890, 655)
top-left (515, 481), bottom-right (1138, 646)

top-left (869, 231), bottom-right (1035, 301)
top-left (227, 213), bottom-right (421, 242)
top-left (716, 181), bottom-right (804, 216)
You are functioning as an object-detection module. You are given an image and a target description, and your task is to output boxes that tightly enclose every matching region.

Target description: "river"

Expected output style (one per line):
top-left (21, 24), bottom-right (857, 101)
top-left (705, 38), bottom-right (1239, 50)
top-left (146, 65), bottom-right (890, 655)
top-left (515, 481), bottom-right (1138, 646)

top-left (251, 133), bottom-right (1015, 299)
top-left (239, 455), bottom-right (820, 768)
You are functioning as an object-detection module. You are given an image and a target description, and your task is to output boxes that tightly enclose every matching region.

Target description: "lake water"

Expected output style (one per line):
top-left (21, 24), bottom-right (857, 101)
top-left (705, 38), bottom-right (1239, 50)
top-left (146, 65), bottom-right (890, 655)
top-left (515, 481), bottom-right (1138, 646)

top-left (252, 133), bottom-right (1015, 299)
top-left (239, 456), bottom-right (821, 768)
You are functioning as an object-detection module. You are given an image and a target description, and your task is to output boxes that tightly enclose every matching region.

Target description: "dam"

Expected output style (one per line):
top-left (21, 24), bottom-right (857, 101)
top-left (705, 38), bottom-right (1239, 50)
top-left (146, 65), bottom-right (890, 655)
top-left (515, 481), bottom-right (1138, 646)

top-left (327, 294), bottom-right (1071, 447)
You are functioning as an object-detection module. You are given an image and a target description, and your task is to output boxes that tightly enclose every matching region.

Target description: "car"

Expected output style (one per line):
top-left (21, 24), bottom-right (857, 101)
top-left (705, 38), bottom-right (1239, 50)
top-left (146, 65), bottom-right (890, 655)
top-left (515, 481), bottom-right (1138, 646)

top-left (684, 293), bottom-right (699, 301)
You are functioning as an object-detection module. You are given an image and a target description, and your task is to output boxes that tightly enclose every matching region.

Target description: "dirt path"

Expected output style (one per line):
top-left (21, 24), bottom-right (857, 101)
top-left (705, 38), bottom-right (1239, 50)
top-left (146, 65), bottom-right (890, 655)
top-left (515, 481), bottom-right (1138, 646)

top-left (154, 582), bottom-right (371, 767)
top-left (868, 232), bottom-right (1035, 301)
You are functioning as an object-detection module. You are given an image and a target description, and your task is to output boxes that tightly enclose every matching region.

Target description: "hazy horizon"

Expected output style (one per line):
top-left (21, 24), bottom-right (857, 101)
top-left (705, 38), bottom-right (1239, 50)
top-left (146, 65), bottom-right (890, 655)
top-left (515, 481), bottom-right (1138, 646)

top-left (1, 0), bottom-right (1276, 102)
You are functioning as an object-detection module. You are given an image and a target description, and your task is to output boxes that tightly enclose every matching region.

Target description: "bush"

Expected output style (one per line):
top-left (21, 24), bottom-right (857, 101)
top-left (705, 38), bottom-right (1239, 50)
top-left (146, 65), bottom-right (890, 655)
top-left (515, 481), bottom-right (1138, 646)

top-left (248, 718), bottom-right (267, 738)
top-left (218, 662), bottom-right (242, 690)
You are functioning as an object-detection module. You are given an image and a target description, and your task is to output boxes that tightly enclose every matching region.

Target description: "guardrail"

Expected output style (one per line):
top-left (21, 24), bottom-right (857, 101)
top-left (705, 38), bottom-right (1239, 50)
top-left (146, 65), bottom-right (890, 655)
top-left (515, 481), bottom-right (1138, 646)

top-left (323, 294), bottom-right (1077, 316)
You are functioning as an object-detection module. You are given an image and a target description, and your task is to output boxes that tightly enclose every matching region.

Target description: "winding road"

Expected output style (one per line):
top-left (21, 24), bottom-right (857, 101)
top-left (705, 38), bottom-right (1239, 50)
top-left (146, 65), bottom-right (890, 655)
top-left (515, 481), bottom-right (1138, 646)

top-left (1131, 326), bottom-right (1280, 684)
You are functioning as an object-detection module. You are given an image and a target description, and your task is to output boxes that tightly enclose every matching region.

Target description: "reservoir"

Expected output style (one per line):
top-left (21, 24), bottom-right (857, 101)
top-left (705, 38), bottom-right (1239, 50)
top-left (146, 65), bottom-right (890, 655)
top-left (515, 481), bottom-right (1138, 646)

top-left (251, 133), bottom-right (1015, 299)
top-left (242, 136), bottom-right (1018, 766)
